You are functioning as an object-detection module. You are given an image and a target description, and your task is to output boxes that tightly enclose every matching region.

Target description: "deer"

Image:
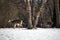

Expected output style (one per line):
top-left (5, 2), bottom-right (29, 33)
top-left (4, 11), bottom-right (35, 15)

top-left (8, 19), bottom-right (23, 28)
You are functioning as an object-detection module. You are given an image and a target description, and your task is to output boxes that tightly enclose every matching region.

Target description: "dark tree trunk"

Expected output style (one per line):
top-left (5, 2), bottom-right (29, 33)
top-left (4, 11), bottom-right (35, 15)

top-left (55, 0), bottom-right (60, 27)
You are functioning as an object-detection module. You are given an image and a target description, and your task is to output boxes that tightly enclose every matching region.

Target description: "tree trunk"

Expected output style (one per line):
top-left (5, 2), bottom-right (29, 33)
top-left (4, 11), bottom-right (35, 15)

top-left (55, 0), bottom-right (59, 27)
top-left (33, 0), bottom-right (45, 28)
top-left (26, 0), bottom-right (33, 29)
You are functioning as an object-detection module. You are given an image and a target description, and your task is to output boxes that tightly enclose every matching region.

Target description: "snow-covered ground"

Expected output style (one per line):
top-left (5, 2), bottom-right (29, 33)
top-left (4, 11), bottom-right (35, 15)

top-left (0, 28), bottom-right (60, 40)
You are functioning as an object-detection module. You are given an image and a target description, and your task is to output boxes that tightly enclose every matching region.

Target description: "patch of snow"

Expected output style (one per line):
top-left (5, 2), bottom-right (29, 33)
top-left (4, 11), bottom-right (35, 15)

top-left (0, 28), bottom-right (60, 40)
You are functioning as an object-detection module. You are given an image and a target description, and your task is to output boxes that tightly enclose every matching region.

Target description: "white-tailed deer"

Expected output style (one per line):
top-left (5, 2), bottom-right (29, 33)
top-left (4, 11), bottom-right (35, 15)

top-left (8, 19), bottom-right (23, 28)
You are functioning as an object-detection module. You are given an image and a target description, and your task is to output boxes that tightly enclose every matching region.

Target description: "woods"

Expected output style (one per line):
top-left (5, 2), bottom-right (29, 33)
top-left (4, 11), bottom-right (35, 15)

top-left (0, 0), bottom-right (60, 28)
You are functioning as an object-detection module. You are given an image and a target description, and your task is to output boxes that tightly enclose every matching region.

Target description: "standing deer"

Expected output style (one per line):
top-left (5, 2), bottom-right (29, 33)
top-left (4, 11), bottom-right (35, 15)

top-left (8, 19), bottom-right (23, 28)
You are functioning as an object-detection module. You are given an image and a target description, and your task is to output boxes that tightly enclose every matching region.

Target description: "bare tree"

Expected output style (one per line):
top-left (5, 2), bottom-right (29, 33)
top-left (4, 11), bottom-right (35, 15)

top-left (33, 0), bottom-right (44, 28)
top-left (33, 0), bottom-right (54, 28)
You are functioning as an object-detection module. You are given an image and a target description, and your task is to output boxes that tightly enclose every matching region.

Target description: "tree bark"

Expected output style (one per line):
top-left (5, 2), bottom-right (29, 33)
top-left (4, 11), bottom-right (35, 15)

top-left (33, 0), bottom-right (45, 27)
top-left (26, 0), bottom-right (33, 29)
top-left (55, 0), bottom-right (59, 27)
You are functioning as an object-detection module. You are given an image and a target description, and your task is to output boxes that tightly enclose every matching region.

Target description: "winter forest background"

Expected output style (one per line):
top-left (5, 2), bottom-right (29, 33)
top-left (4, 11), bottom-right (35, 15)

top-left (0, 0), bottom-right (60, 28)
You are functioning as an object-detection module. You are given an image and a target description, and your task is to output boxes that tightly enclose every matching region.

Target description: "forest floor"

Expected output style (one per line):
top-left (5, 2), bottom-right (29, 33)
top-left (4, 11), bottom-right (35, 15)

top-left (0, 28), bottom-right (60, 40)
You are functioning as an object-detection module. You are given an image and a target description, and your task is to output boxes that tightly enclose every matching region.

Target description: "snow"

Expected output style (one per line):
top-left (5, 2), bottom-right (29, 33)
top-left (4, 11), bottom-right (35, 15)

top-left (0, 28), bottom-right (60, 40)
